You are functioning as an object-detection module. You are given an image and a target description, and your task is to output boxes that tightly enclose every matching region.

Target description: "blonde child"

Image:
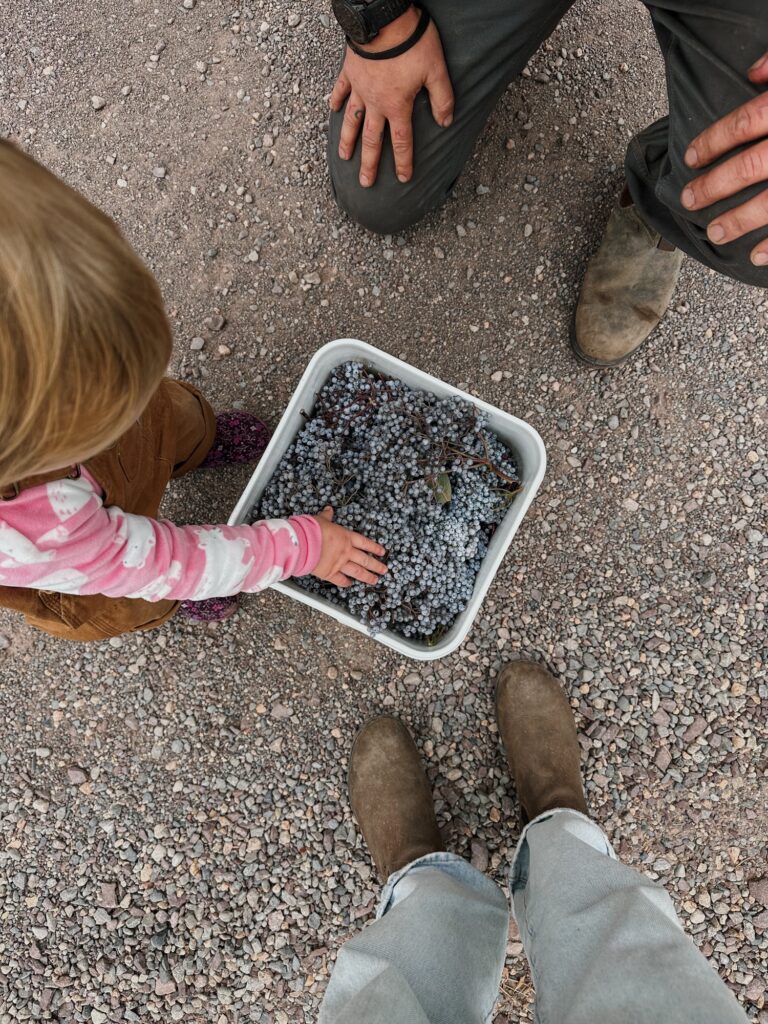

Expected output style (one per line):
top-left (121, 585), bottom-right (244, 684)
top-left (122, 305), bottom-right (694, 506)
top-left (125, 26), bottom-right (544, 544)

top-left (0, 140), bottom-right (386, 641)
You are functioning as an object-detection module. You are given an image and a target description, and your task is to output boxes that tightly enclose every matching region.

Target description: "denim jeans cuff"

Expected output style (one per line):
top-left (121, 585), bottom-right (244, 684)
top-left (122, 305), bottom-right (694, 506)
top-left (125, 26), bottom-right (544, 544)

top-left (377, 851), bottom-right (479, 920)
top-left (509, 807), bottom-right (614, 895)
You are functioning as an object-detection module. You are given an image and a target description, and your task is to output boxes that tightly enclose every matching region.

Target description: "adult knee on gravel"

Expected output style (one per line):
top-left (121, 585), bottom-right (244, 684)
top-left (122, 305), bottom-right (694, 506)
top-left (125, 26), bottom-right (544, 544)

top-left (326, 98), bottom-right (453, 235)
top-left (328, 159), bottom-right (433, 235)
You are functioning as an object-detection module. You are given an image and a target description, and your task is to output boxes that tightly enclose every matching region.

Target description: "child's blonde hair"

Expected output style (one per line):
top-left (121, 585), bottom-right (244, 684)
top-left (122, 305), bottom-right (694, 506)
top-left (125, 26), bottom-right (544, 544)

top-left (0, 139), bottom-right (172, 487)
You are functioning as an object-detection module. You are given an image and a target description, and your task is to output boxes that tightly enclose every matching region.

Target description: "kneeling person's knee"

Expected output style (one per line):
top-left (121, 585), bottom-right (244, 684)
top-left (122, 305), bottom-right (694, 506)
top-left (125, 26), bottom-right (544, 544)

top-left (327, 155), bottom-right (434, 235)
top-left (327, 106), bottom-right (451, 235)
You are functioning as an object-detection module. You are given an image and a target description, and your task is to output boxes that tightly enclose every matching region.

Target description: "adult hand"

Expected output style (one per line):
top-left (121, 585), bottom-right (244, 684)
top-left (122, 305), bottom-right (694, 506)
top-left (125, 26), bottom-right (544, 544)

top-left (329, 5), bottom-right (454, 187)
top-left (312, 507), bottom-right (388, 588)
top-left (682, 51), bottom-right (768, 267)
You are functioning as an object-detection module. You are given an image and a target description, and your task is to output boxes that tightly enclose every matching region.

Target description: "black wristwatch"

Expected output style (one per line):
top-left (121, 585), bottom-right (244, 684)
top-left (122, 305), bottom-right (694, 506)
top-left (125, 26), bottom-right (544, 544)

top-left (331, 0), bottom-right (413, 45)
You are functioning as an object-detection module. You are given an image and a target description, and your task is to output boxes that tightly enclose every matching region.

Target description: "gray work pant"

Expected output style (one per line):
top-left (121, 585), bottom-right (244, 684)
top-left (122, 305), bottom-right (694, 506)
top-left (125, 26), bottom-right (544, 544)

top-left (328, 0), bottom-right (768, 287)
top-left (319, 809), bottom-right (748, 1024)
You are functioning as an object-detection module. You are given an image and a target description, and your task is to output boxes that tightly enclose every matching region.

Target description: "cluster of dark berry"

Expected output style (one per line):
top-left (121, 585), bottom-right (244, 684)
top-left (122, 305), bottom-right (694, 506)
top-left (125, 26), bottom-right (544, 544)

top-left (257, 362), bottom-right (520, 642)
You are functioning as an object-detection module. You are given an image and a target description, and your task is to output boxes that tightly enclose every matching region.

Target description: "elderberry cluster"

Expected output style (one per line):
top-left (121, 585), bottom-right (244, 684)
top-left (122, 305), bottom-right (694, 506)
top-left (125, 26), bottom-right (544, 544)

top-left (257, 362), bottom-right (520, 641)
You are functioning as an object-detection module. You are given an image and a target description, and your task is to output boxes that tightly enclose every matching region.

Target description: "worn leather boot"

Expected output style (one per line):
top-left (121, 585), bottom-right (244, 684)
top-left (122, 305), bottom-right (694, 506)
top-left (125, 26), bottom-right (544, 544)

top-left (572, 190), bottom-right (684, 367)
top-left (496, 661), bottom-right (588, 824)
top-left (349, 716), bottom-right (444, 881)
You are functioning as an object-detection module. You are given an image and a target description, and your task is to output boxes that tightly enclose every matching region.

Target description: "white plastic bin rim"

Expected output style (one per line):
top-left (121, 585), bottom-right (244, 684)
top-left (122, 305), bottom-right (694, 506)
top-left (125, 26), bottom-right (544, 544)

top-left (229, 339), bottom-right (547, 661)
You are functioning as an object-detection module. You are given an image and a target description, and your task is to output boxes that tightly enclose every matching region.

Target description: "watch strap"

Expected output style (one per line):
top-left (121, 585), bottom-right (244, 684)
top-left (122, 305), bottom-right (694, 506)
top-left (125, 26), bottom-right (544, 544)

top-left (363, 0), bottom-right (413, 35)
top-left (348, 4), bottom-right (429, 60)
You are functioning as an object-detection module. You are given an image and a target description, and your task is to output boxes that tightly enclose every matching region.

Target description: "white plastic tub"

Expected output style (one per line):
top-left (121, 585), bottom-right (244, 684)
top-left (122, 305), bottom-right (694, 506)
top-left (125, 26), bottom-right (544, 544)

top-left (229, 339), bottom-right (546, 661)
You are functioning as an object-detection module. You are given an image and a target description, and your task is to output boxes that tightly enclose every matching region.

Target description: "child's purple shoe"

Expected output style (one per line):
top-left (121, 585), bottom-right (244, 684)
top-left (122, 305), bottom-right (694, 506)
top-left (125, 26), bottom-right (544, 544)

top-left (199, 411), bottom-right (270, 469)
top-left (178, 595), bottom-right (240, 622)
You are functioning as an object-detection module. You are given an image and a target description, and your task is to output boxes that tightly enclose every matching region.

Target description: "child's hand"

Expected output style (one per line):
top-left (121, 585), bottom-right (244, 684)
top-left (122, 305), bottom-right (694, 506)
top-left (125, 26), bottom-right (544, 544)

top-left (312, 507), bottom-right (388, 588)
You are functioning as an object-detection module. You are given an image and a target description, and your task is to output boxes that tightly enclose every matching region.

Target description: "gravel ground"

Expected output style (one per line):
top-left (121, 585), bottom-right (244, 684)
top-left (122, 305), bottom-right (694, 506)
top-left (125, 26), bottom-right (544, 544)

top-left (1, 0), bottom-right (766, 1021)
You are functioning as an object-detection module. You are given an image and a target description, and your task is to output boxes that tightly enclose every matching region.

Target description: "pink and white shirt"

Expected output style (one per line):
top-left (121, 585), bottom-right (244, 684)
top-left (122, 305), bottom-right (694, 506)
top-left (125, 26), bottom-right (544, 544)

top-left (0, 467), bottom-right (322, 601)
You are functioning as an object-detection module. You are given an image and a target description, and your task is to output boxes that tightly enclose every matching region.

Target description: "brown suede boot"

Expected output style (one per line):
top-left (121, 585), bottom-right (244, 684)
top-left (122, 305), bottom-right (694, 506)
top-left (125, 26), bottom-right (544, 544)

top-left (495, 661), bottom-right (588, 824)
top-left (572, 189), bottom-right (684, 367)
top-left (349, 717), bottom-right (444, 881)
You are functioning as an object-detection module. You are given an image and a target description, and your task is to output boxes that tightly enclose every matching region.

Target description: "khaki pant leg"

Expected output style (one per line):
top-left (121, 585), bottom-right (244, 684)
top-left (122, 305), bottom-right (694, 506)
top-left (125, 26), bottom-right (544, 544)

top-left (164, 379), bottom-right (217, 479)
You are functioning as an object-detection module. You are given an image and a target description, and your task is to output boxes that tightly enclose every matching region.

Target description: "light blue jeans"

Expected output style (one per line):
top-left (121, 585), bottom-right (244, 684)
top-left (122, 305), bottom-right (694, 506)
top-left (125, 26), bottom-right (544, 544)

top-left (319, 809), bottom-right (748, 1024)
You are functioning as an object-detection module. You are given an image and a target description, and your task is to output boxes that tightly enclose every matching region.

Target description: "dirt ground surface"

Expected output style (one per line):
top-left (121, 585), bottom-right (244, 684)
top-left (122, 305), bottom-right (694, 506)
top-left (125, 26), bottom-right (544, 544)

top-left (0, 0), bottom-right (766, 1021)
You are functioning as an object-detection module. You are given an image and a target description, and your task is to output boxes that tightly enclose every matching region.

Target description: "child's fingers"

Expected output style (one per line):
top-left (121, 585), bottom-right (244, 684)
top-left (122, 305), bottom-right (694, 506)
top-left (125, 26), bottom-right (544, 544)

top-left (328, 570), bottom-right (352, 588)
top-left (351, 549), bottom-right (388, 575)
top-left (342, 561), bottom-right (382, 586)
top-left (351, 532), bottom-right (386, 557)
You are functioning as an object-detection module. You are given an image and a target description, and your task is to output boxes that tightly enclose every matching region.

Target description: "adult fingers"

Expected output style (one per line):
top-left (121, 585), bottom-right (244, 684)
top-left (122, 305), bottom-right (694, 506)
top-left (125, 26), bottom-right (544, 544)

top-left (359, 110), bottom-right (386, 188)
top-left (748, 51), bottom-right (768, 84)
top-left (328, 571), bottom-right (353, 588)
top-left (342, 561), bottom-right (381, 586)
top-left (339, 92), bottom-right (365, 161)
top-left (685, 92), bottom-right (768, 169)
top-left (426, 59), bottom-right (455, 129)
top-left (682, 139), bottom-right (768, 209)
top-left (703, 188), bottom-right (768, 245)
top-left (389, 111), bottom-right (414, 183)
top-left (351, 533), bottom-right (386, 558)
top-left (750, 236), bottom-right (768, 266)
top-left (329, 70), bottom-right (352, 112)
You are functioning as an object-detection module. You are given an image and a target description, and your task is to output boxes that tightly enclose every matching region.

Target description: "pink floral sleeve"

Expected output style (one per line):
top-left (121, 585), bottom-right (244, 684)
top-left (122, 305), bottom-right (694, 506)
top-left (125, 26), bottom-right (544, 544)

top-left (0, 468), bottom-right (322, 601)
